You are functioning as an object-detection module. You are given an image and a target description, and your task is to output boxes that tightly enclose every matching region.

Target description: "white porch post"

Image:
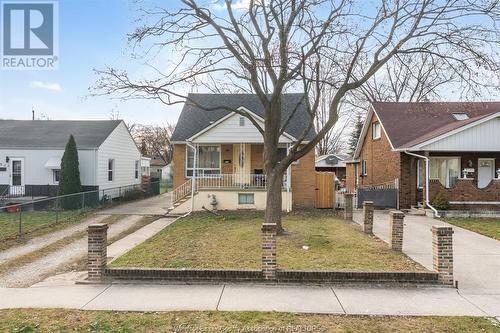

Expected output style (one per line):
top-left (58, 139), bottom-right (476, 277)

top-left (286, 143), bottom-right (292, 212)
top-left (190, 143), bottom-right (198, 212)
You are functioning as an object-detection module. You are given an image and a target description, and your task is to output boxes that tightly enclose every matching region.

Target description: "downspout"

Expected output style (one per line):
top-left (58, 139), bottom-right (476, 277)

top-left (186, 141), bottom-right (197, 215)
top-left (404, 151), bottom-right (440, 218)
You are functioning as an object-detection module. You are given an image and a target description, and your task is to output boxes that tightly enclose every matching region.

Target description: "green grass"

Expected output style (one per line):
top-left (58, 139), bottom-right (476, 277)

top-left (0, 309), bottom-right (498, 332)
top-left (111, 211), bottom-right (425, 271)
top-left (444, 217), bottom-right (500, 240)
top-left (0, 209), bottom-right (92, 251)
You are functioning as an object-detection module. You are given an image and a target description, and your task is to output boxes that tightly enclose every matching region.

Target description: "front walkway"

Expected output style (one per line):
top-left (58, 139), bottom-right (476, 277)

top-left (353, 210), bottom-right (500, 316)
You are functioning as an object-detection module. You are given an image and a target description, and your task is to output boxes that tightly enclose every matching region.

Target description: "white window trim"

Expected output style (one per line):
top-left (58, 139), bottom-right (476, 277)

top-left (361, 160), bottom-right (368, 176)
top-left (416, 159), bottom-right (424, 189)
top-left (185, 144), bottom-right (222, 178)
top-left (429, 156), bottom-right (461, 188)
top-left (53, 169), bottom-right (60, 184)
top-left (238, 193), bottom-right (255, 205)
top-left (108, 159), bottom-right (115, 182)
top-left (372, 122), bottom-right (381, 140)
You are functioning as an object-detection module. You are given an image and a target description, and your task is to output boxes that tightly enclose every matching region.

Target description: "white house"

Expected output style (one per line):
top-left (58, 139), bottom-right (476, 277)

top-left (0, 120), bottom-right (141, 198)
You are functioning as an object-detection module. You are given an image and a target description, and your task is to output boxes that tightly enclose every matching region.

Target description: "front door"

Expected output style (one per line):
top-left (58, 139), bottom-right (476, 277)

top-left (478, 159), bottom-right (495, 189)
top-left (233, 144), bottom-right (251, 185)
top-left (10, 158), bottom-right (25, 196)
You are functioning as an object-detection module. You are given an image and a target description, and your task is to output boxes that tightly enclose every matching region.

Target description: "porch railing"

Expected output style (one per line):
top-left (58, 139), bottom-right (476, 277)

top-left (169, 179), bottom-right (192, 209)
top-left (196, 174), bottom-right (287, 190)
top-left (167, 174), bottom-right (289, 210)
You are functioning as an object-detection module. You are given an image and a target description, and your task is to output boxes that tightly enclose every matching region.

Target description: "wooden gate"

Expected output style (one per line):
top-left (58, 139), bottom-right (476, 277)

top-left (315, 172), bottom-right (335, 209)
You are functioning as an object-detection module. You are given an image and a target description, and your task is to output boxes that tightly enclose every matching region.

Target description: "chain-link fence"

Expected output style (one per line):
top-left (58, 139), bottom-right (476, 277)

top-left (0, 181), bottom-right (161, 249)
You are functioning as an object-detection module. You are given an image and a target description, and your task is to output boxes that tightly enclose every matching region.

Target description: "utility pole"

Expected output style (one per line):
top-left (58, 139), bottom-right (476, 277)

top-left (32, 107), bottom-right (35, 120)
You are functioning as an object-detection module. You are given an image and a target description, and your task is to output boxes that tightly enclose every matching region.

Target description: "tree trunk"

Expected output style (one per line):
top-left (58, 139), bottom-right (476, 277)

top-left (265, 169), bottom-right (284, 234)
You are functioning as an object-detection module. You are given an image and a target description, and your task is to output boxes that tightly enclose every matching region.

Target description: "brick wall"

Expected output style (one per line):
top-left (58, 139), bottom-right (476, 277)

top-left (221, 144), bottom-right (233, 174)
top-left (429, 179), bottom-right (500, 203)
top-left (399, 154), bottom-right (419, 209)
top-left (345, 162), bottom-right (357, 192)
top-left (358, 113), bottom-right (401, 188)
top-left (291, 148), bottom-right (316, 208)
top-left (172, 144), bottom-right (187, 189)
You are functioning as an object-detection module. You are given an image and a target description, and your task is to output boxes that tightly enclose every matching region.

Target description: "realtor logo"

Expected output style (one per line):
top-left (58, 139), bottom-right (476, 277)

top-left (1, 1), bottom-right (58, 70)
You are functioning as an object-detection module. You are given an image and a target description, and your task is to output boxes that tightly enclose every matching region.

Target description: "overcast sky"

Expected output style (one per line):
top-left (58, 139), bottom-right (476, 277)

top-left (0, 0), bottom-right (184, 125)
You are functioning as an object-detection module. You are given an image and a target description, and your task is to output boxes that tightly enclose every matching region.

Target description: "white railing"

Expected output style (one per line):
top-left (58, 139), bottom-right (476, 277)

top-left (169, 179), bottom-right (192, 208)
top-left (335, 189), bottom-right (357, 209)
top-left (195, 174), bottom-right (287, 190)
top-left (358, 178), bottom-right (399, 190)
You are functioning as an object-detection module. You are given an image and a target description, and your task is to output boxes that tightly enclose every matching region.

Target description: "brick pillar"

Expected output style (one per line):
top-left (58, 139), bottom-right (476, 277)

top-left (88, 224), bottom-right (108, 281)
top-left (344, 193), bottom-right (354, 221)
top-left (432, 226), bottom-right (454, 285)
top-left (362, 201), bottom-right (374, 234)
top-left (261, 223), bottom-right (277, 280)
top-left (389, 211), bottom-right (404, 252)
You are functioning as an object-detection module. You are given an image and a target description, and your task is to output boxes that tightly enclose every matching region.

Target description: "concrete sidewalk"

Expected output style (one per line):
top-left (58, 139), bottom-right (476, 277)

top-left (0, 283), bottom-right (495, 317)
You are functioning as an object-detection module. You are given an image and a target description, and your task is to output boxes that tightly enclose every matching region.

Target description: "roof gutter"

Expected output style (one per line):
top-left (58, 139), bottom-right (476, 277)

top-left (404, 151), bottom-right (440, 218)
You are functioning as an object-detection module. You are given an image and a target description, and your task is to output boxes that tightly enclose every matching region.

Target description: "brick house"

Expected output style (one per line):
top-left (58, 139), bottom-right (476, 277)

top-left (169, 93), bottom-right (316, 213)
top-left (346, 102), bottom-right (500, 213)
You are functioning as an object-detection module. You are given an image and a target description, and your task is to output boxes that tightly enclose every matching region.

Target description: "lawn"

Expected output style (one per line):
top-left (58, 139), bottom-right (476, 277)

top-left (111, 211), bottom-right (425, 271)
top-left (0, 309), bottom-right (498, 332)
top-left (0, 209), bottom-right (92, 251)
top-left (444, 217), bottom-right (500, 241)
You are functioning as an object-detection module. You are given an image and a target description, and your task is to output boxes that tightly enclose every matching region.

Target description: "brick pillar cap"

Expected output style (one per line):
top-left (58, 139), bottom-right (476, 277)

top-left (363, 201), bottom-right (374, 206)
top-left (261, 223), bottom-right (277, 232)
top-left (88, 223), bottom-right (109, 231)
top-left (431, 225), bottom-right (454, 234)
top-left (389, 210), bottom-right (405, 217)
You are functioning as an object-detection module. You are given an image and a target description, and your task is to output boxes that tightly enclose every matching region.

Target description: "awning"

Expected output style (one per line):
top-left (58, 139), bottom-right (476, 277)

top-left (44, 157), bottom-right (61, 169)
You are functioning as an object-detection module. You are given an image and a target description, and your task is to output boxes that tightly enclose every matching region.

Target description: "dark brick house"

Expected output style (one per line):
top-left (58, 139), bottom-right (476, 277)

top-left (346, 102), bottom-right (500, 212)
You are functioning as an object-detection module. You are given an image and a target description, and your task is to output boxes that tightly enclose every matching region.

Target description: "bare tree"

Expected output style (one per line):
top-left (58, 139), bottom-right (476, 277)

top-left (132, 124), bottom-right (176, 165)
top-left (94, 0), bottom-right (500, 233)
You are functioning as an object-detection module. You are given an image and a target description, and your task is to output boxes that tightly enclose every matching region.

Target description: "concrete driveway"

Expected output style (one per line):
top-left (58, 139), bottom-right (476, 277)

top-left (353, 210), bottom-right (500, 315)
top-left (98, 192), bottom-right (172, 216)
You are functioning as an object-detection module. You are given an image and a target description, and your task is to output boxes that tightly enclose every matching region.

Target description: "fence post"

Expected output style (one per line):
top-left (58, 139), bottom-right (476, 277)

top-left (87, 223), bottom-right (108, 281)
top-left (432, 226), bottom-right (454, 285)
top-left (344, 193), bottom-right (354, 221)
top-left (261, 223), bottom-right (277, 280)
top-left (55, 197), bottom-right (59, 224)
top-left (17, 208), bottom-right (22, 240)
top-left (362, 201), bottom-right (374, 235)
top-left (389, 210), bottom-right (405, 252)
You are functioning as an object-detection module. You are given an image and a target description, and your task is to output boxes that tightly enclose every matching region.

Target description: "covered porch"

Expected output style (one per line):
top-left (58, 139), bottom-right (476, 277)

top-left (404, 151), bottom-right (500, 210)
top-left (186, 143), bottom-right (291, 191)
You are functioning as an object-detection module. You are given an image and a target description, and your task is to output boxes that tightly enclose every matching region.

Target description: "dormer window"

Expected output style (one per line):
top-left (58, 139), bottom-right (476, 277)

top-left (452, 113), bottom-right (469, 121)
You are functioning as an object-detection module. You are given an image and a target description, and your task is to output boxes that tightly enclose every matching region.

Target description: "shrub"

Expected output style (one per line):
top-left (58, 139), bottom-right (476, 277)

top-left (58, 135), bottom-right (82, 209)
top-left (431, 190), bottom-right (450, 210)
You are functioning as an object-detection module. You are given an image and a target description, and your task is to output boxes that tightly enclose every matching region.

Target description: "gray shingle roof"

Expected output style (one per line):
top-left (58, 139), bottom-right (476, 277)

top-left (171, 93), bottom-right (316, 142)
top-left (0, 120), bottom-right (122, 149)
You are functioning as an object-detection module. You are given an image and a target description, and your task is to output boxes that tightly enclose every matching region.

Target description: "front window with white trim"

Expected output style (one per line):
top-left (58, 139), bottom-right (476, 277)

top-left (416, 159), bottom-right (424, 189)
top-left (430, 157), bottom-right (460, 188)
top-left (53, 169), bottom-right (60, 183)
top-left (186, 145), bottom-right (221, 177)
top-left (108, 159), bottom-right (114, 181)
top-left (361, 160), bottom-right (368, 176)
